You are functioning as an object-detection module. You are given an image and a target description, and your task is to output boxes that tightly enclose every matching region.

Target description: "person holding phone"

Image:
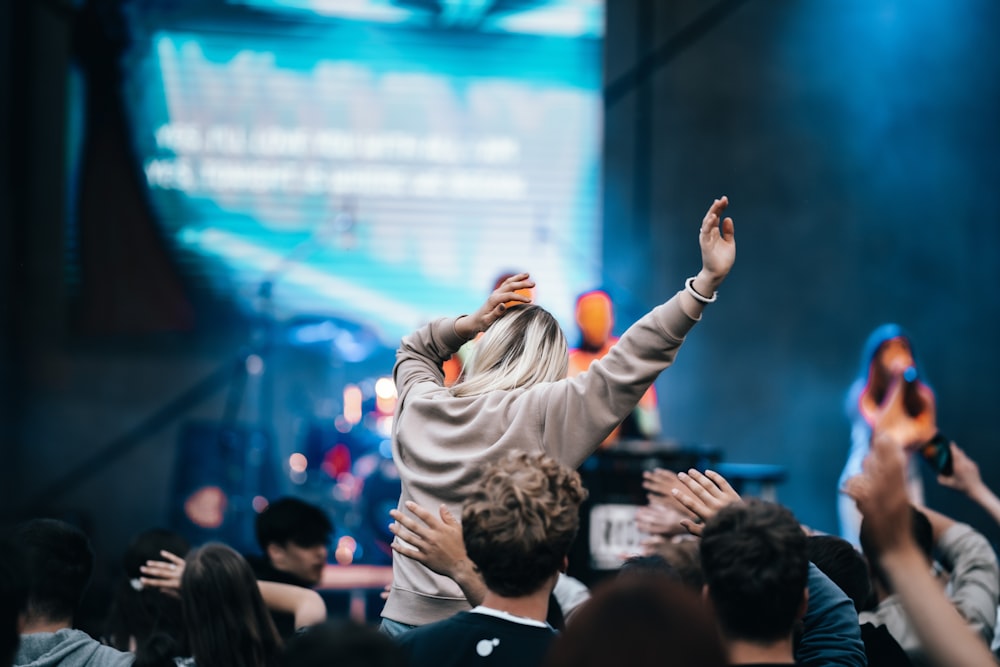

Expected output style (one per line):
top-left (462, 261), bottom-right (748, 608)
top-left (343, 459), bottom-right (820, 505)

top-left (838, 325), bottom-right (937, 546)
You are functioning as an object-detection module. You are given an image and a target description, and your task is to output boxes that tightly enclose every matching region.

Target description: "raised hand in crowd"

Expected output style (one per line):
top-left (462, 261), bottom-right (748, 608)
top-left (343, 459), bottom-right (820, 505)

top-left (139, 549), bottom-right (185, 598)
top-left (936, 442), bottom-right (1000, 528)
top-left (141, 549), bottom-right (327, 631)
top-left (670, 468), bottom-right (742, 537)
top-left (453, 273), bottom-right (534, 340)
top-left (634, 503), bottom-right (690, 539)
top-left (848, 376), bottom-right (998, 667)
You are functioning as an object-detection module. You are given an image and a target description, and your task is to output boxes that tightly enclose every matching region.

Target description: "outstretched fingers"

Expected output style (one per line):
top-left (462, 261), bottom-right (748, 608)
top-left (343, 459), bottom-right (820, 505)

top-left (701, 196), bottom-right (729, 236)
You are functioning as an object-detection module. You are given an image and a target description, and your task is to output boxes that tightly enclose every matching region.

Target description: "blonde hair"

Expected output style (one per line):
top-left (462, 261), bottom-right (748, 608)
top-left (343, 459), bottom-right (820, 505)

top-left (462, 451), bottom-right (588, 597)
top-left (452, 305), bottom-right (568, 398)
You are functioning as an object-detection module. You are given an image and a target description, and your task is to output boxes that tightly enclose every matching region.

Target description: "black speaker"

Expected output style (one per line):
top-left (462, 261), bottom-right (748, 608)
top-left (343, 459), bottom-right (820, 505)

top-left (169, 421), bottom-right (282, 553)
top-left (568, 440), bottom-right (720, 587)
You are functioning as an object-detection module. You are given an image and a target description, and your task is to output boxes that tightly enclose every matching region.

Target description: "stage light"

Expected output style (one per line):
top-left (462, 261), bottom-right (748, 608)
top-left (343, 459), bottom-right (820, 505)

top-left (343, 384), bottom-right (363, 425)
top-left (245, 354), bottom-right (264, 375)
top-left (289, 452), bottom-right (308, 472)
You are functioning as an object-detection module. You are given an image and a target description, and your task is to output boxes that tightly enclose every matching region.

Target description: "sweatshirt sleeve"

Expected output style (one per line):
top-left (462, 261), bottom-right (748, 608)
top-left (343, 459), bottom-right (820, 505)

top-left (937, 522), bottom-right (999, 646)
top-left (534, 290), bottom-right (705, 468)
top-left (796, 563), bottom-right (868, 667)
top-left (394, 317), bottom-right (467, 402)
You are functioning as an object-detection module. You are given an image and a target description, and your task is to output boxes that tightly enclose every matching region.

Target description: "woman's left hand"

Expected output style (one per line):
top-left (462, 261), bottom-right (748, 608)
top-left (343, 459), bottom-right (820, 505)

top-left (139, 550), bottom-right (186, 598)
top-left (455, 273), bottom-right (535, 339)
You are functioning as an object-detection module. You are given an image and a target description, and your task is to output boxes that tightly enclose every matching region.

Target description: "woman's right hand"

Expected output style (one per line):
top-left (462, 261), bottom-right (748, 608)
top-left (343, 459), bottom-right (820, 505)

top-left (691, 196), bottom-right (736, 297)
top-left (455, 273), bottom-right (534, 339)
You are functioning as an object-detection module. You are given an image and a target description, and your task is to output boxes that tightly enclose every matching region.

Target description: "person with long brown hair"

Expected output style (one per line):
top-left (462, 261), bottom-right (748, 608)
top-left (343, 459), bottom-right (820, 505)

top-left (838, 325), bottom-right (936, 546)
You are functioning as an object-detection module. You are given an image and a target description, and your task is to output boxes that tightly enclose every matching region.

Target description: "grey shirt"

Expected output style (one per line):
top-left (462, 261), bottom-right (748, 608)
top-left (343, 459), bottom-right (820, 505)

top-left (16, 630), bottom-right (133, 667)
top-left (860, 522), bottom-right (999, 665)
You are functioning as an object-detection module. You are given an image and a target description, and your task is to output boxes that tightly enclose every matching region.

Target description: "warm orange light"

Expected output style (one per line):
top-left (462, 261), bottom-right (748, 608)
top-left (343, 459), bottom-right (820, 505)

top-left (343, 384), bottom-right (363, 424)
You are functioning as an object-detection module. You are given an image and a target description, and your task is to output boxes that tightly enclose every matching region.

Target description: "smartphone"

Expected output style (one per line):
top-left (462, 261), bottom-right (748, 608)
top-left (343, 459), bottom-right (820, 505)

top-left (920, 433), bottom-right (954, 476)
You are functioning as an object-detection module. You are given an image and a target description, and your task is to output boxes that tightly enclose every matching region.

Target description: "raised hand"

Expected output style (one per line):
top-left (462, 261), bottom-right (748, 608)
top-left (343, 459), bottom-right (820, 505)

top-left (848, 428), bottom-right (917, 556)
top-left (634, 503), bottom-right (689, 538)
top-left (454, 273), bottom-right (534, 340)
top-left (642, 468), bottom-right (698, 520)
top-left (692, 196), bottom-right (736, 297)
top-left (671, 469), bottom-right (742, 537)
top-left (874, 375), bottom-right (937, 452)
top-left (139, 549), bottom-right (186, 598)
top-left (935, 442), bottom-right (980, 493)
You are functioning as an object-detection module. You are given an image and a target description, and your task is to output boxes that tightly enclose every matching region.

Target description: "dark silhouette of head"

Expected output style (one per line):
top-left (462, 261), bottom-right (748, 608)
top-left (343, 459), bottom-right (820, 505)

top-left (629, 538), bottom-right (704, 591)
top-left (0, 537), bottom-right (29, 667)
top-left (700, 500), bottom-right (809, 644)
top-left (15, 519), bottom-right (94, 627)
top-left (544, 577), bottom-right (725, 667)
top-left (280, 620), bottom-right (404, 667)
top-left (806, 534), bottom-right (872, 612)
top-left (105, 529), bottom-right (191, 664)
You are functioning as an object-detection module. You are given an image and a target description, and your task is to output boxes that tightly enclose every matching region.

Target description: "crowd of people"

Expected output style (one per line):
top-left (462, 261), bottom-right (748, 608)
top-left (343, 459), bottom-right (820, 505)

top-left (4, 196), bottom-right (1000, 666)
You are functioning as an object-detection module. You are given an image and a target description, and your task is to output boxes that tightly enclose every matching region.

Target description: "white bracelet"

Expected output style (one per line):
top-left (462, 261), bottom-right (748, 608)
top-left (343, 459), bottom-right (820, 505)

top-left (685, 277), bottom-right (718, 304)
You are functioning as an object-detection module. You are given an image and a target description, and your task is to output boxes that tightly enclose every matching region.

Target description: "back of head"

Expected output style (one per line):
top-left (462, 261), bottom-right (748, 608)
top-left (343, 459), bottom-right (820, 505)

top-left (462, 451), bottom-right (587, 597)
top-left (700, 499), bottom-right (809, 644)
top-left (806, 534), bottom-right (872, 612)
top-left (279, 620), bottom-right (404, 667)
top-left (544, 577), bottom-right (725, 667)
top-left (859, 506), bottom-right (933, 594)
top-left (181, 543), bottom-right (281, 667)
top-left (453, 305), bottom-right (568, 398)
top-left (631, 538), bottom-right (704, 591)
top-left (0, 537), bottom-right (29, 667)
top-left (15, 519), bottom-right (94, 626)
top-left (107, 529), bottom-right (191, 657)
top-left (255, 498), bottom-right (332, 553)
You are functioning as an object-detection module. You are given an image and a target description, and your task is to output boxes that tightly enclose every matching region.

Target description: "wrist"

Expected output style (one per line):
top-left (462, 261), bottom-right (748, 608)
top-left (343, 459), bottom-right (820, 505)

top-left (692, 270), bottom-right (723, 298)
top-left (880, 540), bottom-right (928, 574)
top-left (453, 316), bottom-right (479, 341)
top-left (686, 274), bottom-right (719, 304)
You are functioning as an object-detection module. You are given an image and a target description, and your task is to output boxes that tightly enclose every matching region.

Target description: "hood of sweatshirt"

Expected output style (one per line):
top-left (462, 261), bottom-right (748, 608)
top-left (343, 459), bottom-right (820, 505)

top-left (16, 629), bottom-right (133, 667)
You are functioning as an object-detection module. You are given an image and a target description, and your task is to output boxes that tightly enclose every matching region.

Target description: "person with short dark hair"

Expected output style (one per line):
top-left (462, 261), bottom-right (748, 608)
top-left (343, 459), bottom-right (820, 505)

top-left (246, 498), bottom-right (332, 639)
top-left (700, 499), bottom-right (809, 665)
top-left (251, 497), bottom-right (333, 588)
top-left (13, 518), bottom-right (133, 667)
top-left (397, 451), bottom-right (587, 667)
top-left (805, 535), bottom-right (872, 613)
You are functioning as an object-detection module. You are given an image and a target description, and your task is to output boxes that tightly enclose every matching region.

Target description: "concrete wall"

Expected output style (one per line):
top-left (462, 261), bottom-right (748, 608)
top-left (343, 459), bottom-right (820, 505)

top-left (603, 0), bottom-right (1000, 540)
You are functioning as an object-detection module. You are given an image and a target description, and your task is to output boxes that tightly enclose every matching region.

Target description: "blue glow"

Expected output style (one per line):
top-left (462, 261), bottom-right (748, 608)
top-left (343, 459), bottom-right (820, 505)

top-left (227, 0), bottom-right (605, 37)
top-left (121, 3), bottom-right (603, 341)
